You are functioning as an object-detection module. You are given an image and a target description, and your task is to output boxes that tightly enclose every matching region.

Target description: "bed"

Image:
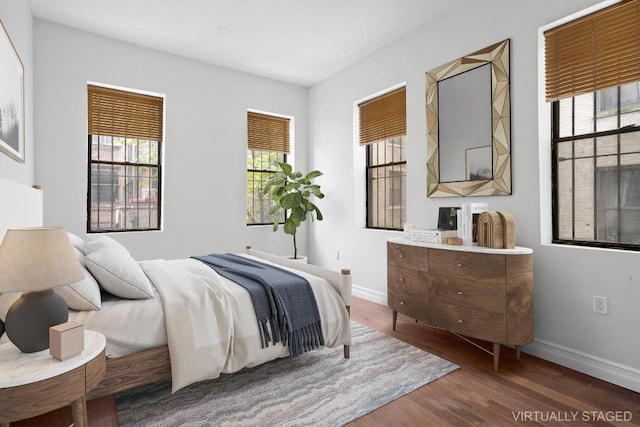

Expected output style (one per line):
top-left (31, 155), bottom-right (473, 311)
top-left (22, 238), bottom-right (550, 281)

top-left (0, 176), bottom-right (352, 398)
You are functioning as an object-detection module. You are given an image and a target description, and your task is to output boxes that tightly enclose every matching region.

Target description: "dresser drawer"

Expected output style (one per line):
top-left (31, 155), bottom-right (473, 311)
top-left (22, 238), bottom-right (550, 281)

top-left (387, 242), bottom-right (428, 271)
top-left (387, 265), bottom-right (428, 296)
top-left (429, 274), bottom-right (505, 313)
top-left (429, 248), bottom-right (504, 281)
top-left (429, 302), bottom-right (506, 343)
top-left (388, 289), bottom-right (428, 321)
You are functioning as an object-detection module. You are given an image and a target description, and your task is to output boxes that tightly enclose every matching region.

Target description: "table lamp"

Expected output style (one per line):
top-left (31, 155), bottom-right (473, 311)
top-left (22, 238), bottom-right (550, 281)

top-left (0, 227), bottom-right (84, 353)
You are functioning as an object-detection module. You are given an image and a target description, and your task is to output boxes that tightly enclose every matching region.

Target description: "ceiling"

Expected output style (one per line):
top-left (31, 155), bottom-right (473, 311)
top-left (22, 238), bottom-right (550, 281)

top-left (28, 0), bottom-right (467, 87)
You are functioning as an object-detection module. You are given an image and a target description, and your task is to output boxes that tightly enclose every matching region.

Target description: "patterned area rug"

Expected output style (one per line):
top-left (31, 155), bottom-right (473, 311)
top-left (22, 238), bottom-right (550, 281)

top-left (116, 322), bottom-right (458, 426)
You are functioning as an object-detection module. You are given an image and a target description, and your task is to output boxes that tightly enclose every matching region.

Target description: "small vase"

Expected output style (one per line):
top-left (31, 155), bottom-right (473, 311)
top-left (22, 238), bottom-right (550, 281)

top-left (286, 256), bottom-right (308, 264)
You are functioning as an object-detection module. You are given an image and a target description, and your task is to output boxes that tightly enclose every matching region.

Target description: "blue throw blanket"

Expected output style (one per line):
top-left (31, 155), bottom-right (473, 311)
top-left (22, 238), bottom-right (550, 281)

top-left (192, 253), bottom-right (325, 358)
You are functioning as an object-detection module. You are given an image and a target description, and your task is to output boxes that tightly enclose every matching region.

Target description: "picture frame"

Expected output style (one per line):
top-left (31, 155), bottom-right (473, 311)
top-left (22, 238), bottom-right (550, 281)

top-left (437, 206), bottom-right (459, 230)
top-left (0, 19), bottom-right (25, 163)
top-left (465, 145), bottom-right (492, 180)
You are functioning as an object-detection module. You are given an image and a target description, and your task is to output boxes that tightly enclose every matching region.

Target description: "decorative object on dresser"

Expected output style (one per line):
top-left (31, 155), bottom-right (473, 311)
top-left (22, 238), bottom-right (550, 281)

top-left (0, 227), bottom-right (85, 353)
top-left (411, 228), bottom-right (458, 244)
top-left (476, 211), bottom-right (515, 249)
top-left (387, 238), bottom-right (533, 371)
top-left (458, 202), bottom-right (488, 245)
top-left (437, 206), bottom-right (459, 230)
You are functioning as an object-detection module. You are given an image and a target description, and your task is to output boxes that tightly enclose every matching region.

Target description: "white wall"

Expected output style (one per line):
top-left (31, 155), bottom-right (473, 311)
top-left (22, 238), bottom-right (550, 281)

top-left (33, 20), bottom-right (309, 261)
top-left (0, 0), bottom-right (34, 185)
top-left (308, 0), bottom-right (640, 392)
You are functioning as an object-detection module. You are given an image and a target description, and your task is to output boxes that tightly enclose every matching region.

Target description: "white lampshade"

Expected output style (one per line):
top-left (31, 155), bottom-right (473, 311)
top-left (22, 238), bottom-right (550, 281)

top-left (0, 227), bottom-right (84, 293)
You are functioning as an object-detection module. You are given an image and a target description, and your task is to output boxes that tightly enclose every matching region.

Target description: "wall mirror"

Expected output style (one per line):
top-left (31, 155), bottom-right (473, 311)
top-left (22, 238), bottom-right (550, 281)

top-left (426, 39), bottom-right (511, 197)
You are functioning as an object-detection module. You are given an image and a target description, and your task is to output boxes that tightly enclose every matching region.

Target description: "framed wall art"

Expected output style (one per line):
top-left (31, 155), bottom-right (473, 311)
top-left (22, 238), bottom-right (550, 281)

top-left (0, 19), bottom-right (24, 162)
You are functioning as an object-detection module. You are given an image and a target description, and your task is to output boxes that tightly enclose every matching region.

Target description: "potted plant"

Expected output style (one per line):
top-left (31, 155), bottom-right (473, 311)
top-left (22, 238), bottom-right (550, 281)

top-left (263, 162), bottom-right (324, 260)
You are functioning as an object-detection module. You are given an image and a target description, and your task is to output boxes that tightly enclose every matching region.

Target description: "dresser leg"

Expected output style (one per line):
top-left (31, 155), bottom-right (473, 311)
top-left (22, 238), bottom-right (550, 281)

top-left (72, 395), bottom-right (88, 427)
top-left (392, 310), bottom-right (398, 331)
top-left (493, 343), bottom-right (501, 372)
top-left (516, 345), bottom-right (521, 360)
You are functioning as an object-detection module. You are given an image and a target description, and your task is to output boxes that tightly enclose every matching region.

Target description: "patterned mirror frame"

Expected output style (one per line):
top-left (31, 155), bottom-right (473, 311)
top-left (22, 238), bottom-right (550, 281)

top-left (426, 39), bottom-right (511, 197)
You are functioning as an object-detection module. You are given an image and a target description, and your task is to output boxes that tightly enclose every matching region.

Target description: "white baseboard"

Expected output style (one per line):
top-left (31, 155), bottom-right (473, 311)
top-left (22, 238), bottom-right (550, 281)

top-left (523, 339), bottom-right (640, 393)
top-left (353, 289), bottom-right (640, 394)
top-left (352, 284), bottom-right (387, 306)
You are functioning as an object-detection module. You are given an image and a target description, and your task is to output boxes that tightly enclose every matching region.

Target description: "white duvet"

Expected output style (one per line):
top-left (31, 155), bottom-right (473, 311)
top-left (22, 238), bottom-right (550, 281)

top-left (138, 256), bottom-right (351, 392)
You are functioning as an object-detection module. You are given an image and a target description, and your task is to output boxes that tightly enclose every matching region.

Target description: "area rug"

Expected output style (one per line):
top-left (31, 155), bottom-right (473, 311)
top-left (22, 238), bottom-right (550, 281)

top-left (116, 322), bottom-right (458, 427)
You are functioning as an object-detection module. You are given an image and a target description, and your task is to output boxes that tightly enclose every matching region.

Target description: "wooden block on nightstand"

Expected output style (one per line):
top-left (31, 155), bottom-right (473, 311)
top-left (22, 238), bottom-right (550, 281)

top-left (49, 321), bottom-right (84, 360)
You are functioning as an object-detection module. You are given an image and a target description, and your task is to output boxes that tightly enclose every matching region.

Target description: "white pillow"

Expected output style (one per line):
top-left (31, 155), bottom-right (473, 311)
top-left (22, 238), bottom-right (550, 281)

top-left (67, 232), bottom-right (87, 255)
top-left (54, 248), bottom-right (101, 311)
top-left (84, 236), bottom-right (154, 299)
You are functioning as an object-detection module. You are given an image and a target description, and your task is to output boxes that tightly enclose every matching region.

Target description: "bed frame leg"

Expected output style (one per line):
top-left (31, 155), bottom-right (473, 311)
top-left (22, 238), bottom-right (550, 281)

top-left (344, 305), bottom-right (351, 358)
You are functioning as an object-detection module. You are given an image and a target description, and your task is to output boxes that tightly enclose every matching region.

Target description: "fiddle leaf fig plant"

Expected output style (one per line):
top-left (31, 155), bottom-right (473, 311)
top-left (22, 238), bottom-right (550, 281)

top-left (263, 162), bottom-right (324, 260)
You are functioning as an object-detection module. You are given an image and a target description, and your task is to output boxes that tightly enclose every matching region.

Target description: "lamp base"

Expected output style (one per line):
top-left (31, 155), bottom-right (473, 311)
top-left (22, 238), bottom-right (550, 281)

top-left (5, 289), bottom-right (69, 353)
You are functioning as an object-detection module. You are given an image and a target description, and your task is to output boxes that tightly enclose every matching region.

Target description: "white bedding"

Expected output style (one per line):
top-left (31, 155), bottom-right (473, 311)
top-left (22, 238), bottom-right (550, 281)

top-left (69, 289), bottom-right (167, 358)
top-left (139, 256), bottom-right (351, 392)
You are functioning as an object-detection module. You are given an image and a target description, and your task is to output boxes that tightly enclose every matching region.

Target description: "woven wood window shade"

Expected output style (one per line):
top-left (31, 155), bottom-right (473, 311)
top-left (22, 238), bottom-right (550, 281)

top-left (247, 112), bottom-right (290, 153)
top-left (88, 85), bottom-right (164, 141)
top-left (358, 87), bottom-right (406, 145)
top-left (545, 0), bottom-right (640, 102)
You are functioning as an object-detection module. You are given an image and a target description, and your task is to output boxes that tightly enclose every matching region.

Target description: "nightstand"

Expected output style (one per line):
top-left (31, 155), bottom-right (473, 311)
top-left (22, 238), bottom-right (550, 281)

top-left (0, 330), bottom-right (106, 427)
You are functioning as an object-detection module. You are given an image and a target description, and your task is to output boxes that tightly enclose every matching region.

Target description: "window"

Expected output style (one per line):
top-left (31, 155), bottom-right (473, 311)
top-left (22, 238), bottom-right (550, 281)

top-left (87, 84), bottom-right (163, 233)
top-left (546, 0), bottom-right (640, 249)
top-left (366, 137), bottom-right (406, 229)
top-left (358, 87), bottom-right (407, 230)
top-left (246, 111), bottom-right (290, 225)
top-left (552, 85), bottom-right (640, 247)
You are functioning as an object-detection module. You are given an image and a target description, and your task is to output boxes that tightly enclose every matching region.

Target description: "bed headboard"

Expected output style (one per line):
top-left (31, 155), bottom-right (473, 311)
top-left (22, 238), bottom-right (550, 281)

top-left (0, 177), bottom-right (43, 241)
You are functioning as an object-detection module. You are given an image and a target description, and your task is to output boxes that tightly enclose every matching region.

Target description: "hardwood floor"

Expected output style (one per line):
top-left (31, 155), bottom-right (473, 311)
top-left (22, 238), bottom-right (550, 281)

top-left (14, 296), bottom-right (640, 426)
top-left (347, 297), bottom-right (640, 426)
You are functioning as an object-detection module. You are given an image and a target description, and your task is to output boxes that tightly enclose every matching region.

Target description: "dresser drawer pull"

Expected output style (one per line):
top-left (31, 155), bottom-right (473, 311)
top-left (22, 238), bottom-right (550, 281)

top-left (458, 319), bottom-right (464, 324)
top-left (457, 291), bottom-right (463, 295)
top-left (399, 277), bottom-right (406, 282)
top-left (456, 263), bottom-right (464, 267)
top-left (400, 301), bottom-right (406, 305)
top-left (399, 254), bottom-right (405, 258)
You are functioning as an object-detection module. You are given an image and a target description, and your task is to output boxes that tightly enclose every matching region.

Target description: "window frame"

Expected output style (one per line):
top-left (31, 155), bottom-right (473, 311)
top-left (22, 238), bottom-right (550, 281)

top-left (551, 86), bottom-right (640, 251)
top-left (246, 149), bottom-right (287, 226)
top-left (365, 136), bottom-right (407, 230)
top-left (86, 84), bottom-right (163, 234)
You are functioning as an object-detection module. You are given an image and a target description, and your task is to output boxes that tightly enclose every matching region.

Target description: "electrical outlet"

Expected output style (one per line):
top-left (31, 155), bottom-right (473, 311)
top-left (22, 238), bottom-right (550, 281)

top-left (593, 296), bottom-right (608, 315)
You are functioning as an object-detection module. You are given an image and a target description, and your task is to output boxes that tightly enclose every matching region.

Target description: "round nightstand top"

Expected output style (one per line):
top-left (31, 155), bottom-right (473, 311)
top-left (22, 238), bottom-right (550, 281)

top-left (0, 330), bottom-right (106, 388)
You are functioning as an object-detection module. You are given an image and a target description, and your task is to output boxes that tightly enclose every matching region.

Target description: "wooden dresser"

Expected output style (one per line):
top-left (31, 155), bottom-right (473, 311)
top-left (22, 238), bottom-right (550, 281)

top-left (387, 237), bottom-right (533, 370)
